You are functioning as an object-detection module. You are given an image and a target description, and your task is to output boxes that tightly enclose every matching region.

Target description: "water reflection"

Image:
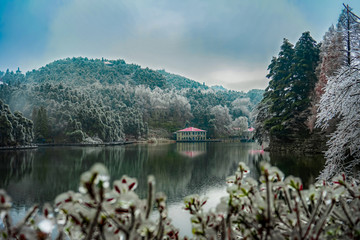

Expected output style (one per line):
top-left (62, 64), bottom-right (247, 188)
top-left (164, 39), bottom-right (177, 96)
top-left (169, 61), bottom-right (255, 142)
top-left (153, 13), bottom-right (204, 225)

top-left (269, 153), bottom-right (325, 188)
top-left (0, 150), bottom-right (35, 188)
top-left (0, 143), bottom-right (325, 232)
top-left (176, 142), bottom-right (207, 158)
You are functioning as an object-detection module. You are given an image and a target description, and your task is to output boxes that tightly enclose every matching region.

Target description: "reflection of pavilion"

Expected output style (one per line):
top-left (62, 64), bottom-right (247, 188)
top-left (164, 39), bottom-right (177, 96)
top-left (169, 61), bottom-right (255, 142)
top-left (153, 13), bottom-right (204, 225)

top-left (176, 142), bottom-right (207, 158)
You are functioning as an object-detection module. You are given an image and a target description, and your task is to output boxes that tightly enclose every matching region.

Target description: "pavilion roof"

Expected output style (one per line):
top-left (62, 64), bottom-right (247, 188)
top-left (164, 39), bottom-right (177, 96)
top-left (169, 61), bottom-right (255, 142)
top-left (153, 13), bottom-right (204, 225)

top-left (177, 127), bottom-right (206, 132)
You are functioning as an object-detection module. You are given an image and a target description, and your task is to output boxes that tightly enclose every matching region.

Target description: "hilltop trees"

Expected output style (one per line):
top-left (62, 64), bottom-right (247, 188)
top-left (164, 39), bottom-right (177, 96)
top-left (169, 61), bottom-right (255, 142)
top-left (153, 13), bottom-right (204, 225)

top-left (0, 69), bottom-right (25, 85)
top-left (133, 68), bottom-right (167, 89)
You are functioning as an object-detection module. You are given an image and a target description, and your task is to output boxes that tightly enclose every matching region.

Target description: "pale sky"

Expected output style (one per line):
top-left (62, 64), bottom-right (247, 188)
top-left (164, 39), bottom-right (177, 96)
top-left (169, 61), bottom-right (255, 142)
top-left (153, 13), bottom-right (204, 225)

top-left (1, 0), bottom-right (360, 91)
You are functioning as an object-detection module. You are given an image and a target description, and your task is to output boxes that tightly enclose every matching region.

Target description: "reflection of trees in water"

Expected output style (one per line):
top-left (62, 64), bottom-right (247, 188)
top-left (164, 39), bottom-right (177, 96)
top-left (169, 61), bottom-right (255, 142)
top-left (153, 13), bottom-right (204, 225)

top-left (184, 143), bottom-right (266, 200)
top-left (247, 151), bottom-right (270, 180)
top-left (2, 143), bottom-right (253, 206)
top-left (1, 145), bottom-right (194, 206)
top-left (1, 143), bottom-right (325, 210)
top-left (103, 144), bottom-right (196, 200)
top-left (269, 153), bottom-right (325, 188)
top-left (4, 147), bottom-right (103, 206)
top-left (0, 150), bottom-right (35, 188)
top-left (147, 144), bottom-right (194, 200)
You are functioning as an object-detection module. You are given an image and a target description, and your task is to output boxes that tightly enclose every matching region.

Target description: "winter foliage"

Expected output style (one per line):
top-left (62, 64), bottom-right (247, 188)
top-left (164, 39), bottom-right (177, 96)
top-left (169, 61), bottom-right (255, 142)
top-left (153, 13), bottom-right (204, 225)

top-left (254, 5), bottom-right (360, 180)
top-left (315, 5), bottom-right (360, 180)
top-left (0, 57), bottom-right (263, 144)
top-left (1, 162), bottom-right (359, 239)
top-left (0, 100), bottom-right (33, 146)
top-left (316, 66), bottom-right (360, 180)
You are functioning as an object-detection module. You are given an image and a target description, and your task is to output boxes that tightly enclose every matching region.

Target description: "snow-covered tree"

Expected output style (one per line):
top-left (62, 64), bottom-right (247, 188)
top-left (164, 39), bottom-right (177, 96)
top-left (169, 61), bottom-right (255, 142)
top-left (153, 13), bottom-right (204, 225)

top-left (316, 5), bottom-right (360, 180)
top-left (316, 25), bottom-right (344, 92)
top-left (210, 105), bottom-right (232, 137)
top-left (308, 25), bottom-right (344, 131)
top-left (316, 66), bottom-right (360, 180)
top-left (231, 97), bottom-right (250, 118)
top-left (337, 5), bottom-right (360, 66)
top-left (229, 116), bottom-right (248, 136)
top-left (252, 98), bottom-right (271, 144)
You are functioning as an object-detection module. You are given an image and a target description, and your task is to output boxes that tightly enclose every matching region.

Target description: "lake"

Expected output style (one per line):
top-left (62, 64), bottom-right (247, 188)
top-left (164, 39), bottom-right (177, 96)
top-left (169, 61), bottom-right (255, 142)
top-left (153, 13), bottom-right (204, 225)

top-left (0, 142), bottom-right (325, 237)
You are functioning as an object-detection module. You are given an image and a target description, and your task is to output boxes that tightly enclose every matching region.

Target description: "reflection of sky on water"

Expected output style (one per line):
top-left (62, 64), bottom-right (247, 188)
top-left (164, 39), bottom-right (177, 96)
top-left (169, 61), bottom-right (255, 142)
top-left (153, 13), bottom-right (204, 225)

top-left (168, 186), bottom-right (227, 238)
top-left (8, 207), bottom-right (27, 227)
top-left (0, 143), bottom-right (324, 234)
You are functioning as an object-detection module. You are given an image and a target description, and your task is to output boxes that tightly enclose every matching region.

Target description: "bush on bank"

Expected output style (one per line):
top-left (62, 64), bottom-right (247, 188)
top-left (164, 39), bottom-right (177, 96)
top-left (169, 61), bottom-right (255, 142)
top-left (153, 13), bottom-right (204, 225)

top-left (0, 162), bottom-right (359, 239)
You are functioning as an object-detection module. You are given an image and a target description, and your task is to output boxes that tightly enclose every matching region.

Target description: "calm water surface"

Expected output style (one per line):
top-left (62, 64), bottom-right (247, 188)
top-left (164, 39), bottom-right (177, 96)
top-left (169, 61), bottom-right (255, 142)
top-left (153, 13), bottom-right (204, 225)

top-left (0, 142), bottom-right (325, 236)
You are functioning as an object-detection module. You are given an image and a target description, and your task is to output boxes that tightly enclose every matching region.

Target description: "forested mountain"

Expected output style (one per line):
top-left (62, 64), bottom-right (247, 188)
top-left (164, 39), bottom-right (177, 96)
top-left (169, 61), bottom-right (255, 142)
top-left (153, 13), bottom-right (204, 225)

top-left (0, 57), bottom-right (263, 145)
top-left (23, 58), bottom-right (167, 89)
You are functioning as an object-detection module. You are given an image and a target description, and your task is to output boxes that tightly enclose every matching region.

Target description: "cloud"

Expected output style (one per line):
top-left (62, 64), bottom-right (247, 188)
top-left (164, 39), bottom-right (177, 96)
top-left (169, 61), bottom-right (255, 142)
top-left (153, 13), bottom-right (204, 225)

top-left (0, 0), bottom-right (67, 70)
top-left (41, 0), bottom-right (311, 91)
top-left (2, 0), bottom-right (360, 90)
top-left (206, 63), bottom-right (268, 92)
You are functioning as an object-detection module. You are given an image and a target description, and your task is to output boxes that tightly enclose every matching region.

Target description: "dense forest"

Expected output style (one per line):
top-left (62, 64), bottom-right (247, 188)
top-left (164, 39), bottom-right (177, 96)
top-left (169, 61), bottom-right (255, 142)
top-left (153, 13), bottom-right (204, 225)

top-left (0, 100), bottom-right (33, 146)
top-left (254, 5), bottom-right (360, 180)
top-left (0, 58), bottom-right (263, 145)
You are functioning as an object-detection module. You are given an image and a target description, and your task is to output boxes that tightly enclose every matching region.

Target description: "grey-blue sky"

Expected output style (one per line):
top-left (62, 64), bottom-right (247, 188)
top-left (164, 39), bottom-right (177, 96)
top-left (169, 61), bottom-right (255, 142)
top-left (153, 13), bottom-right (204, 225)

top-left (1, 0), bottom-right (359, 91)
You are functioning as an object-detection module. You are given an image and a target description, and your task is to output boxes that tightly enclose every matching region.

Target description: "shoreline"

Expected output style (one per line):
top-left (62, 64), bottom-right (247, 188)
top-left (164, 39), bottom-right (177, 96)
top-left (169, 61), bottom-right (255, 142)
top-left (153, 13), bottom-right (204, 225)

top-left (0, 139), bottom-right (234, 150)
top-left (37, 141), bottom-right (137, 147)
top-left (175, 139), bottom-right (222, 143)
top-left (0, 141), bottom-right (137, 150)
top-left (0, 145), bottom-right (38, 150)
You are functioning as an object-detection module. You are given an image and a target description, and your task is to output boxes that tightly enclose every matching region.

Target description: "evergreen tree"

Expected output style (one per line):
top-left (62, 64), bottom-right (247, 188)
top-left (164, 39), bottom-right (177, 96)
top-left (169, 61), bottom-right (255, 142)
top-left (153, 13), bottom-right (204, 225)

top-left (33, 106), bottom-right (50, 142)
top-left (0, 113), bottom-right (13, 146)
top-left (256, 33), bottom-right (320, 143)
top-left (263, 39), bottom-right (295, 137)
top-left (0, 100), bottom-right (33, 146)
top-left (291, 32), bottom-right (320, 116)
